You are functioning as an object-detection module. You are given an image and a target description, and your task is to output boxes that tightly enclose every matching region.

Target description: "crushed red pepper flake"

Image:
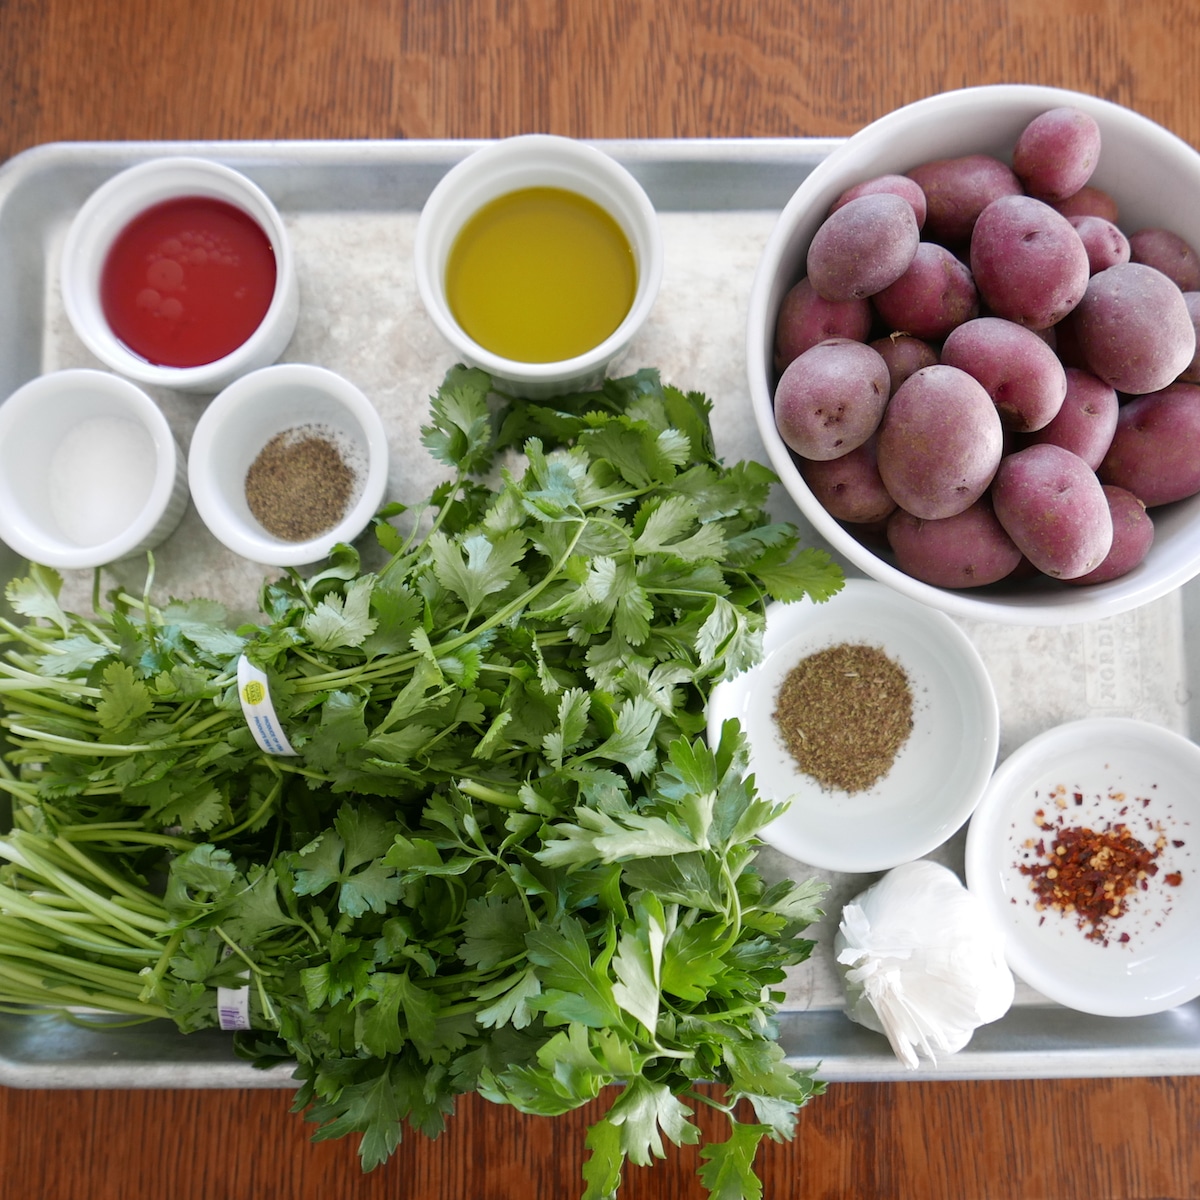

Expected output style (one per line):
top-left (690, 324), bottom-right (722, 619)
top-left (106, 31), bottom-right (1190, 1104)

top-left (1016, 792), bottom-right (1184, 946)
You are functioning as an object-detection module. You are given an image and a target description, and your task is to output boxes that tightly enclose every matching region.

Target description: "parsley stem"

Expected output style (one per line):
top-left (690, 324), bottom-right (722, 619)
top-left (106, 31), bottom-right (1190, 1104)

top-left (454, 779), bottom-right (521, 810)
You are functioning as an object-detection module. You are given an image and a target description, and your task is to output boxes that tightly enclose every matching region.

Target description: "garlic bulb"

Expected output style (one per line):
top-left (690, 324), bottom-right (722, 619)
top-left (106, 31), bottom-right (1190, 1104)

top-left (834, 859), bottom-right (1015, 1069)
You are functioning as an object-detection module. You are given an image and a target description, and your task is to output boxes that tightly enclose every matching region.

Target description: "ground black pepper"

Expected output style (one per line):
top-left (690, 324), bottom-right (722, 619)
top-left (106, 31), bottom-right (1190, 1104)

top-left (245, 426), bottom-right (357, 541)
top-left (772, 641), bottom-right (913, 793)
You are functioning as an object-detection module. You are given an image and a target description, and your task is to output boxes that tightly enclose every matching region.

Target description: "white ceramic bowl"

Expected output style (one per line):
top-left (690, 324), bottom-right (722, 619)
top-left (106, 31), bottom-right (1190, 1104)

top-left (414, 134), bottom-right (663, 398)
top-left (61, 156), bottom-right (299, 394)
top-left (187, 364), bottom-right (389, 567)
top-left (0, 368), bottom-right (188, 569)
top-left (747, 84), bottom-right (1200, 626)
top-left (965, 717), bottom-right (1200, 1016)
top-left (705, 579), bottom-right (999, 873)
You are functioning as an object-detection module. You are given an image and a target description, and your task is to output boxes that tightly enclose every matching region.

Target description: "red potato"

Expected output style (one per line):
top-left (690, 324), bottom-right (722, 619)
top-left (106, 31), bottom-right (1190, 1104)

top-left (871, 242), bottom-right (979, 340)
top-left (875, 364), bottom-right (1003, 520)
top-left (969, 195), bottom-right (1090, 329)
top-left (773, 277), bottom-right (872, 373)
top-left (1128, 228), bottom-right (1200, 292)
top-left (886, 501), bottom-right (1022, 588)
top-left (800, 437), bottom-right (896, 524)
top-left (830, 174), bottom-right (928, 229)
top-left (1022, 367), bottom-right (1119, 470)
top-left (869, 333), bottom-right (939, 395)
top-left (1052, 313), bottom-right (1087, 370)
top-left (1071, 262), bottom-right (1196, 394)
top-left (1097, 382), bottom-right (1200, 506)
top-left (905, 154), bottom-right (1023, 246)
top-left (1051, 185), bottom-right (1119, 223)
top-left (1180, 292), bottom-right (1200, 384)
top-left (1068, 215), bottom-right (1131, 275)
top-left (940, 316), bottom-right (1067, 432)
top-left (773, 338), bottom-right (891, 460)
top-left (991, 443), bottom-right (1113, 579)
top-left (1012, 106), bottom-right (1102, 203)
top-left (1063, 485), bottom-right (1155, 586)
top-left (806, 193), bottom-right (921, 302)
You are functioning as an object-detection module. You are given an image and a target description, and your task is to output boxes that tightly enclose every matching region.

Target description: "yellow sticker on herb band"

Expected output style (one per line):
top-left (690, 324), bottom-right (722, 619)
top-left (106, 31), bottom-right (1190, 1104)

top-left (237, 654), bottom-right (298, 756)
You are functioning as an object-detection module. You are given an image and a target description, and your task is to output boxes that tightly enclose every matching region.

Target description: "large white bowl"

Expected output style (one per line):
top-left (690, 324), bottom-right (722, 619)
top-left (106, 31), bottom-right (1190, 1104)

top-left (965, 718), bottom-right (1200, 1017)
top-left (706, 579), bottom-right (999, 873)
top-left (747, 84), bottom-right (1200, 626)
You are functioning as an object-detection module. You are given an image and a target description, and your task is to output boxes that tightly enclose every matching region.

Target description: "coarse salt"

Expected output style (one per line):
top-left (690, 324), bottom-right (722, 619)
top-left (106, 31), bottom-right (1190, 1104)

top-left (49, 415), bottom-right (156, 546)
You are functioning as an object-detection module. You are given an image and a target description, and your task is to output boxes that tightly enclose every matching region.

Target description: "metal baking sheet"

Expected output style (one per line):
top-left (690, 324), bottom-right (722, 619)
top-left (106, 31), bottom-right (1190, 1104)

top-left (1, 137), bottom-right (1199, 1089)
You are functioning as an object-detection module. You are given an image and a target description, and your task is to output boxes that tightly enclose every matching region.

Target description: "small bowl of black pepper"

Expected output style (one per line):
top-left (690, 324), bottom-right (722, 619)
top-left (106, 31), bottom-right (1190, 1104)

top-left (706, 577), bottom-right (1000, 874)
top-left (187, 363), bottom-right (389, 566)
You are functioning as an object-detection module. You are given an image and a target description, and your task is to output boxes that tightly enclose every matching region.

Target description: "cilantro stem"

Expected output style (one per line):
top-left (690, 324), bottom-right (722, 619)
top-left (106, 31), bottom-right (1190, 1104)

top-left (1, 725), bottom-right (156, 754)
top-left (0, 692), bottom-right (104, 722)
top-left (210, 771), bottom-right (283, 842)
top-left (49, 836), bottom-right (167, 914)
top-left (52, 827), bottom-right (195, 852)
top-left (0, 959), bottom-right (170, 1018)
top-left (289, 520), bottom-right (588, 694)
top-left (0, 665), bottom-right (104, 698)
top-left (138, 927), bottom-right (185, 1005)
top-left (0, 883), bottom-right (160, 953)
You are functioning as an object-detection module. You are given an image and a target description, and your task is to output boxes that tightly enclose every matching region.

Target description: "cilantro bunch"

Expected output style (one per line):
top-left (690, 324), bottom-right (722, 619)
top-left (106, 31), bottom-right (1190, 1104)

top-left (0, 367), bottom-right (842, 1199)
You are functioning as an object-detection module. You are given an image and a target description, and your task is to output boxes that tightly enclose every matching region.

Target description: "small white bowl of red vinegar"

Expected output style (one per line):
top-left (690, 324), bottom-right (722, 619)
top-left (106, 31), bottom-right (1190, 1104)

top-left (60, 156), bottom-right (299, 394)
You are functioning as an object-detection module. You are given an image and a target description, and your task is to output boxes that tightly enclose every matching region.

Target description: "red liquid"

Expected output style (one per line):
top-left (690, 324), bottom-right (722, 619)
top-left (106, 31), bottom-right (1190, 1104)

top-left (100, 196), bottom-right (277, 368)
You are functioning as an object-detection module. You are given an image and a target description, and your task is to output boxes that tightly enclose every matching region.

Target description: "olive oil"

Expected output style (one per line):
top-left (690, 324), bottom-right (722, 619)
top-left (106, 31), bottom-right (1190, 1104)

top-left (445, 186), bottom-right (636, 363)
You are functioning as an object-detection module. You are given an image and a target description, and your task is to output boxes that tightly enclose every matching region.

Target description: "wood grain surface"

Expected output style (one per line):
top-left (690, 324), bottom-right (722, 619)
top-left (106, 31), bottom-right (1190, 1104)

top-left (1, 2), bottom-right (1199, 1198)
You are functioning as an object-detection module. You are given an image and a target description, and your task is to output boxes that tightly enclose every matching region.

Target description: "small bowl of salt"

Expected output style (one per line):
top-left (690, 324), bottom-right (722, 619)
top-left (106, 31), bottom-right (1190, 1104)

top-left (187, 363), bottom-right (389, 567)
top-left (0, 368), bottom-right (188, 570)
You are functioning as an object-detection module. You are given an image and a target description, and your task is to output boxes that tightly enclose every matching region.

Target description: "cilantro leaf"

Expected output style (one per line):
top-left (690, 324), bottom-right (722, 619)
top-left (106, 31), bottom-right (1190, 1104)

top-left (419, 365), bottom-right (495, 474)
top-left (95, 661), bottom-right (153, 733)
top-left (302, 576), bottom-right (378, 650)
top-left (430, 530), bottom-right (527, 615)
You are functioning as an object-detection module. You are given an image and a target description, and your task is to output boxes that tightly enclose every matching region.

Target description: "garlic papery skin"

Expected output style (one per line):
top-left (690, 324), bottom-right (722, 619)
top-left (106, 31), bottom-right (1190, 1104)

top-left (834, 859), bottom-right (1015, 1069)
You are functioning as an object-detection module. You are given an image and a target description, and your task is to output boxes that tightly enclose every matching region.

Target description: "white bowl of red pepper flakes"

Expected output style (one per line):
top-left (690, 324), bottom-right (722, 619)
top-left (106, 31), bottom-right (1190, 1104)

top-left (966, 717), bottom-right (1200, 1017)
top-left (706, 578), bottom-right (999, 874)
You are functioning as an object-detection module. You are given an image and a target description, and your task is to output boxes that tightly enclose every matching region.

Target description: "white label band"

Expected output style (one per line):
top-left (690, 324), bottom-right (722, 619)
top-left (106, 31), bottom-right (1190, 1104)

top-left (217, 984), bottom-right (252, 1031)
top-left (237, 655), bottom-right (298, 756)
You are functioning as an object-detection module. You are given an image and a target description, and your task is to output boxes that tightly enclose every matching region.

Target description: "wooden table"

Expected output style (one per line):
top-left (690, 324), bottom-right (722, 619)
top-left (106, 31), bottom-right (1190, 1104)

top-left (2, 3), bottom-right (1199, 1197)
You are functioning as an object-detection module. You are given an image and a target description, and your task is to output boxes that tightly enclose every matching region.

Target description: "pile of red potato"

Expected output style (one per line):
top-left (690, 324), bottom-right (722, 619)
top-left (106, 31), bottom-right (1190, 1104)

top-left (773, 106), bottom-right (1200, 588)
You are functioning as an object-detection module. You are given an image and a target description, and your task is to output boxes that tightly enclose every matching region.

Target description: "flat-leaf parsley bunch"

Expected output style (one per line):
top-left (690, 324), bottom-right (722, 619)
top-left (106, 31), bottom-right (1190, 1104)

top-left (0, 367), bottom-right (842, 1199)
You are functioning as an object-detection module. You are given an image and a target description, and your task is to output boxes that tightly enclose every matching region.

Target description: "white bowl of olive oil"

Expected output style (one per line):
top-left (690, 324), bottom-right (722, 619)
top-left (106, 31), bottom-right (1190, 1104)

top-left (414, 134), bottom-right (663, 397)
